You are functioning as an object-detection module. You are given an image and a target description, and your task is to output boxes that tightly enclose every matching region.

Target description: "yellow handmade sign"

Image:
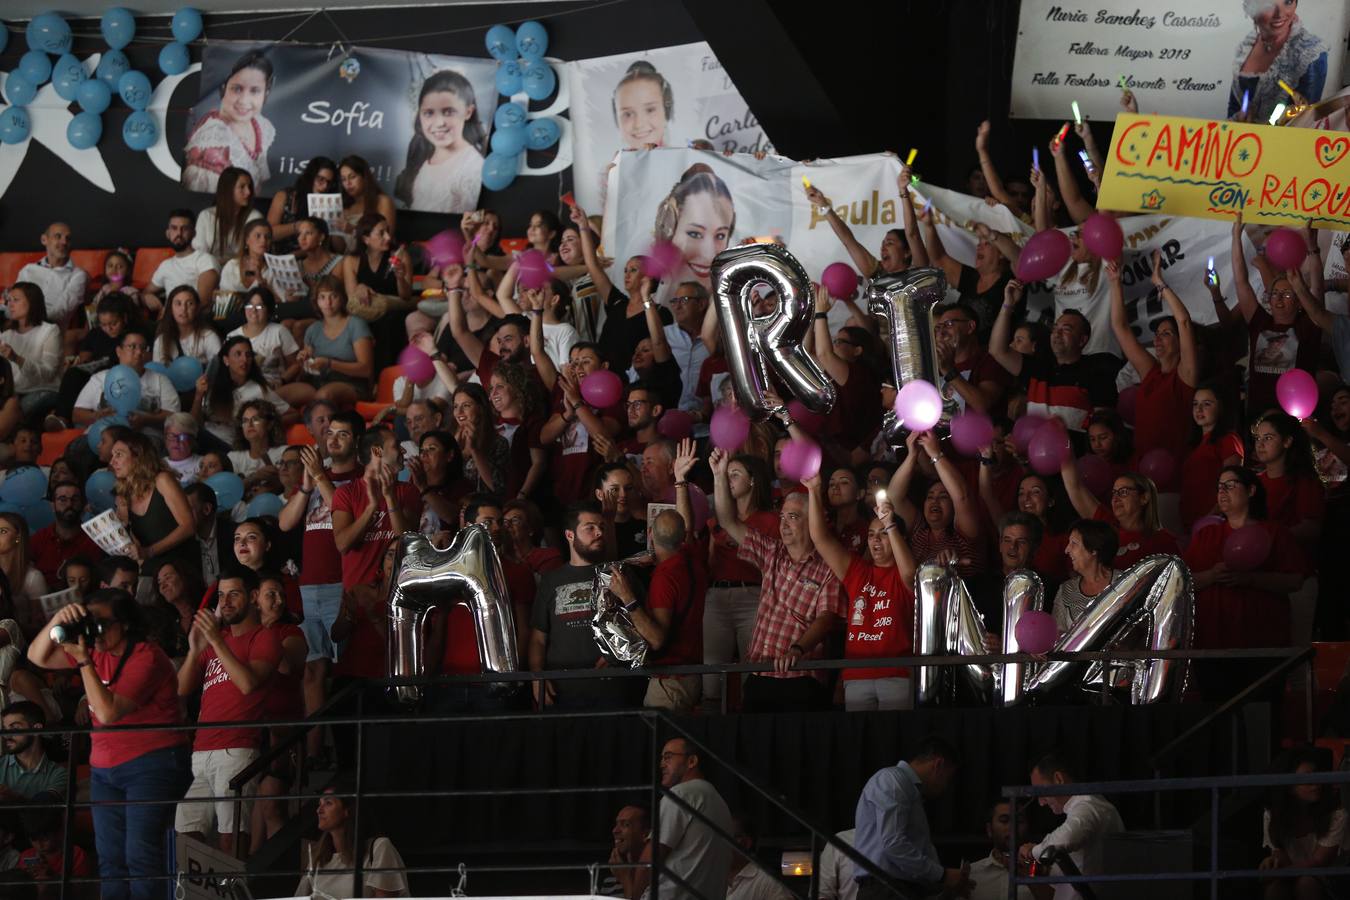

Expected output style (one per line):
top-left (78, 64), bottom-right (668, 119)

top-left (1099, 113), bottom-right (1350, 231)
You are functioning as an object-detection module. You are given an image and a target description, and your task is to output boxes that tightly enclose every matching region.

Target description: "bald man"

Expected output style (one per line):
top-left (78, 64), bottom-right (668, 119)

top-left (605, 510), bottom-right (707, 713)
top-left (18, 222), bottom-right (88, 329)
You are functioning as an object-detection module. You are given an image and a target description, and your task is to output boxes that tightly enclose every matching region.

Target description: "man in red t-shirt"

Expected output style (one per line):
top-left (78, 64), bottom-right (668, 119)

top-left (607, 510), bottom-right (707, 713)
top-left (803, 474), bottom-right (917, 711)
top-left (174, 568), bottom-right (281, 853)
top-left (29, 481), bottom-right (103, 588)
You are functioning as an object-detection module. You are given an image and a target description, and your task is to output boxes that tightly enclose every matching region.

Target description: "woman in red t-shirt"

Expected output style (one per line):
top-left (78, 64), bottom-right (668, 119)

top-left (888, 431), bottom-right (985, 578)
top-left (1253, 412), bottom-right (1325, 548)
top-left (252, 570), bottom-right (307, 852)
top-left (1185, 466), bottom-right (1306, 700)
top-left (29, 588), bottom-right (184, 900)
top-left (981, 466), bottom-right (1071, 583)
top-left (702, 454), bottom-right (777, 713)
top-left (1086, 409), bottom-right (1134, 487)
top-left (1061, 463), bottom-right (1179, 569)
top-left (489, 362), bottom-right (548, 502)
top-left (1180, 384), bottom-right (1244, 529)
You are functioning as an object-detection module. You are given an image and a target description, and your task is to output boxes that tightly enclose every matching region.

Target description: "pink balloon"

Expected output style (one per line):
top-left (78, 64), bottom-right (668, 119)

top-left (1080, 213), bottom-right (1123, 259)
top-left (1117, 385), bottom-right (1139, 426)
top-left (821, 262), bottom-right (858, 299)
top-left (787, 399), bottom-right (827, 435)
top-left (1015, 229), bottom-right (1072, 282)
top-left (1276, 368), bottom-right (1318, 419)
top-left (517, 248), bottom-right (553, 290)
top-left (1223, 523), bottom-right (1272, 571)
top-left (657, 409), bottom-right (694, 441)
top-left (425, 230), bottom-right (465, 267)
top-left (779, 439), bottom-right (822, 482)
top-left (1190, 514), bottom-right (1224, 538)
top-left (949, 411), bottom-right (994, 457)
top-left (1012, 414), bottom-right (1048, 454)
top-left (397, 346), bottom-right (434, 384)
top-left (895, 381), bottom-right (942, 432)
top-left (1027, 420), bottom-right (1070, 475)
top-left (662, 482), bottom-right (708, 528)
top-left (642, 240), bottom-right (682, 280)
top-left (1077, 453), bottom-right (1114, 500)
top-left (709, 406), bottom-right (750, 450)
top-left (1014, 610), bottom-right (1058, 655)
top-left (580, 370), bottom-right (623, 408)
top-left (1138, 448), bottom-right (1176, 487)
top-left (1265, 227), bottom-right (1308, 271)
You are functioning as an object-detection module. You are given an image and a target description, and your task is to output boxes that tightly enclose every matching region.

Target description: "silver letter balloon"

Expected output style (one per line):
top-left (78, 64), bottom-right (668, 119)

top-left (868, 267), bottom-right (953, 442)
top-left (386, 526), bottom-right (518, 705)
top-left (710, 243), bottom-right (836, 419)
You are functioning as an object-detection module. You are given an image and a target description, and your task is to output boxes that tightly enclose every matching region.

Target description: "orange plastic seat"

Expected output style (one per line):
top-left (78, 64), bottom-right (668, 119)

top-left (0, 252), bottom-right (43, 289)
top-left (376, 366), bottom-right (403, 403)
top-left (284, 422), bottom-right (315, 446)
top-left (69, 249), bottom-right (111, 284)
top-left (356, 401), bottom-right (394, 423)
top-left (38, 428), bottom-right (85, 466)
top-left (130, 247), bottom-right (175, 290)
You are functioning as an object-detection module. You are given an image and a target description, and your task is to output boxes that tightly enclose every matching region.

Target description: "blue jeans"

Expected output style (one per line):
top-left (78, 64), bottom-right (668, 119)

top-left (91, 746), bottom-right (185, 900)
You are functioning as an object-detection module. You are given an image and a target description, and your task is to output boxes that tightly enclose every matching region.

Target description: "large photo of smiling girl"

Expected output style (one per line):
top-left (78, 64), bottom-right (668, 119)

top-left (183, 49), bottom-right (276, 193)
top-left (393, 68), bottom-right (489, 213)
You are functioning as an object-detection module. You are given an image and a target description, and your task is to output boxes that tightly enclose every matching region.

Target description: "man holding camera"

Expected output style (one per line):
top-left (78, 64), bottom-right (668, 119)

top-left (174, 568), bottom-right (280, 855)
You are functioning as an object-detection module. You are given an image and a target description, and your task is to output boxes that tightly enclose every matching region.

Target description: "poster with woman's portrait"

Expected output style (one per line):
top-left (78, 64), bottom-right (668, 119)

top-left (566, 42), bottom-right (770, 214)
top-left (184, 42), bottom-right (499, 213)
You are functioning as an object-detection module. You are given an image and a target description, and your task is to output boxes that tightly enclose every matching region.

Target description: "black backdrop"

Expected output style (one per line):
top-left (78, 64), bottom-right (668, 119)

top-left (0, 0), bottom-right (1078, 252)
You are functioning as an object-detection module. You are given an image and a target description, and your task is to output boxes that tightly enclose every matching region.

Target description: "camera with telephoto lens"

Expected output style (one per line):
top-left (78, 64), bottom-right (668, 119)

top-left (49, 614), bottom-right (104, 646)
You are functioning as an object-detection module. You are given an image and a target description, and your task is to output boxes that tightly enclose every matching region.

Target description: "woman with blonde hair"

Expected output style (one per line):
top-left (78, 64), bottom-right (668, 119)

top-left (1060, 462), bottom-right (1179, 569)
top-left (0, 513), bottom-right (48, 637)
top-left (653, 162), bottom-right (736, 291)
top-left (111, 433), bottom-right (197, 584)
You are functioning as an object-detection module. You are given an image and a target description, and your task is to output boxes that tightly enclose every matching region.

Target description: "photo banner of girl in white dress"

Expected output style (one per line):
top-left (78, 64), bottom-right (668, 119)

top-left (184, 42), bottom-right (500, 213)
top-left (566, 42), bottom-right (772, 214)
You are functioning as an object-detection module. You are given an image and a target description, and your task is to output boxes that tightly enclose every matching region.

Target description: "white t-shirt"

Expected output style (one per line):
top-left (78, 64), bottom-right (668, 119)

top-left (0, 322), bottom-right (62, 394)
top-left (74, 369), bottom-right (180, 437)
top-left (152, 329), bottom-right (222, 369)
top-left (228, 323), bottom-right (299, 387)
top-left (202, 380), bottom-right (292, 445)
top-left (542, 320), bottom-right (581, 370)
top-left (293, 836), bottom-right (410, 898)
top-left (163, 454), bottom-right (202, 486)
top-left (409, 146), bottom-right (484, 214)
top-left (656, 779), bottom-right (733, 900)
top-left (193, 207), bottom-right (264, 266)
top-left (391, 374), bottom-right (452, 407)
top-left (16, 259), bottom-right (88, 325)
top-left (228, 445), bottom-right (286, 477)
top-left (150, 251), bottom-right (219, 297)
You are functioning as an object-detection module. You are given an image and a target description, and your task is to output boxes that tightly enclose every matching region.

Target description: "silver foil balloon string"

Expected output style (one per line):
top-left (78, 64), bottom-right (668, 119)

top-left (386, 526), bottom-right (518, 705)
top-left (997, 569), bottom-right (1045, 707)
top-left (1022, 554), bottom-right (1194, 705)
top-left (591, 551), bottom-right (656, 666)
top-left (711, 243), bottom-right (836, 419)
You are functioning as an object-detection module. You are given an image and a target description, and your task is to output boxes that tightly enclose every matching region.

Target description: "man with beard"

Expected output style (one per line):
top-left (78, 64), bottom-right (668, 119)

top-left (0, 702), bottom-right (66, 802)
top-left (618, 385), bottom-right (666, 459)
top-left (29, 481), bottom-right (101, 588)
top-left (278, 410), bottom-right (364, 764)
top-left (145, 208), bottom-right (221, 312)
top-left (529, 501), bottom-right (640, 710)
top-left (175, 568), bottom-right (281, 854)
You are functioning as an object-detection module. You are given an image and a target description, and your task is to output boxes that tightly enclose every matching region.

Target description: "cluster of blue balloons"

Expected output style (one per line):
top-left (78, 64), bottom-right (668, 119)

top-left (0, 8), bottom-right (201, 152)
top-left (480, 20), bottom-right (561, 193)
top-left (0, 466), bottom-right (53, 530)
top-left (207, 472), bottom-right (245, 510)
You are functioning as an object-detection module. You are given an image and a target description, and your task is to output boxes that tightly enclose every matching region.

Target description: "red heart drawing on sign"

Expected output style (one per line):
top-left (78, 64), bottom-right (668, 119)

top-left (1315, 135), bottom-right (1350, 169)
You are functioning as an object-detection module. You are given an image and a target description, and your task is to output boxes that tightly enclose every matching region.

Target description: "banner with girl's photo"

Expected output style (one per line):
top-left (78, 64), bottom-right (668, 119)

top-left (1010, 0), bottom-right (1348, 125)
top-left (566, 42), bottom-right (771, 214)
top-left (183, 42), bottom-right (500, 214)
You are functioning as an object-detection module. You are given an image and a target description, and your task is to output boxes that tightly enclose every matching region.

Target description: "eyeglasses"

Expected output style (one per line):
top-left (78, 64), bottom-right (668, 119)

top-left (660, 751), bottom-right (689, 762)
top-left (244, 303), bottom-right (267, 312)
top-left (1216, 480), bottom-right (1244, 493)
top-left (278, 459), bottom-right (302, 468)
top-left (670, 295), bottom-right (701, 305)
top-left (935, 319), bottom-right (973, 330)
top-left (1110, 487), bottom-right (1141, 499)
top-left (1269, 290), bottom-right (1296, 301)
top-left (242, 416), bottom-right (267, 426)
top-left (626, 400), bottom-right (648, 409)
top-left (166, 433), bottom-right (191, 443)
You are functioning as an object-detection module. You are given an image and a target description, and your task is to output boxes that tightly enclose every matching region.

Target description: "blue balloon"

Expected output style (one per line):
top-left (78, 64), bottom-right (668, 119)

top-left (493, 102), bottom-right (526, 130)
top-left (77, 78), bottom-right (112, 114)
top-left (122, 110), bottom-right (158, 151)
top-left (85, 470), bottom-right (117, 513)
top-left (96, 50), bottom-right (130, 90)
top-left (145, 361), bottom-right (169, 376)
top-left (0, 108), bottom-right (31, 146)
top-left (485, 24), bottom-right (517, 62)
top-left (22, 501), bottom-right (54, 532)
top-left (206, 472), bottom-right (244, 511)
top-left (4, 75), bottom-right (37, 108)
top-left (515, 21), bottom-right (549, 61)
top-left (27, 13), bottom-right (72, 55)
top-left (481, 152), bottom-right (518, 192)
top-left (490, 124), bottom-right (525, 156)
top-left (117, 70), bottom-right (152, 110)
top-left (52, 53), bottom-right (86, 100)
top-left (53, 76), bottom-right (80, 102)
top-left (102, 8), bottom-right (137, 50)
top-left (159, 42), bottom-right (190, 76)
top-left (103, 364), bottom-right (142, 415)
top-left (67, 111), bottom-right (102, 149)
top-left (525, 116), bottom-right (561, 151)
top-left (0, 466), bottom-right (47, 507)
top-left (171, 8), bottom-right (203, 44)
top-left (18, 51), bottom-right (53, 86)
top-left (522, 62), bottom-right (556, 102)
top-left (494, 61), bottom-right (522, 98)
top-left (245, 492), bottom-right (284, 518)
top-left (85, 414), bottom-right (130, 453)
top-left (167, 355), bottom-right (203, 392)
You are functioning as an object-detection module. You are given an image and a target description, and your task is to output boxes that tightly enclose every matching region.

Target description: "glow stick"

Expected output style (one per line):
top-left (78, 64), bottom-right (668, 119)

top-left (922, 198), bottom-right (933, 217)
top-left (1278, 79), bottom-right (1296, 98)
top-left (1053, 124), bottom-right (1070, 147)
top-left (1072, 101), bottom-right (1082, 125)
top-left (1269, 103), bottom-right (1287, 125)
top-left (875, 489), bottom-right (887, 506)
top-left (801, 176), bottom-right (811, 189)
top-left (1032, 147), bottom-right (1040, 171)
top-left (1117, 75), bottom-right (1127, 90)
top-left (1077, 150), bottom-right (1094, 174)
top-left (906, 148), bottom-right (917, 166)
top-left (1241, 90), bottom-right (1250, 114)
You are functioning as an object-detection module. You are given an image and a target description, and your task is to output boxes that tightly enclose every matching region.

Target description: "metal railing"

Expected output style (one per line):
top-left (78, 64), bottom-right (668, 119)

top-left (5, 644), bottom-right (1310, 899)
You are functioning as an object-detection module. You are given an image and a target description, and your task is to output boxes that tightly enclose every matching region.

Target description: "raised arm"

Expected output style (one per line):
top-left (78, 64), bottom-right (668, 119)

top-left (1305, 227), bottom-right (1326, 300)
top-left (448, 289), bottom-right (485, 367)
top-left (898, 166), bottom-right (930, 267)
top-left (1031, 165), bottom-right (1052, 233)
top-left (571, 204), bottom-right (615, 299)
top-left (812, 284), bottom-right (851, 384)
top-left (1074, 122), bottom-right (1104, 178)
top-left (1059, 451), bottom-right (1103, 520)
top-left (525, 290), bottom-right (559, 391)
top-left (641, 281), bottom-right (672, 363)
top-left (920, 431), bottom-right (981, 540)
top-left (803, 474), bottom-right (852, 582)
top-left (1106, 257), bottom-right (1156, 379)
top-left (884, 432), bottom-right (923, 533)
top-left (1290, 265), bottom-right (1332, 332)
top-left (1231, 214), bottom-right (1260, 323)
top-left (709, 448), bottom-right (747, 546)
top-left (804, 181), bottom-right (878, 276)
top-left (1154, 251), bottom-right (1199, 387)
top-left (975, 120), bottom-right (1017, 210)
top-left (974, 221), bottom-right (1021, 268)
top-left (988, 280), bottom-right (1026, 375)
top-left (671, 438), bottom-right (700, 534)
top-left (699, 294), bottom-right (721, 354)
top-left (977, 442), bottom-right (1009, 524)
top-left (1050, 128), bottom-right (1094, 225)
top-left (877, 493), bottom-right (916, 587)
top-left (919, 209), bottom-right (963, 287)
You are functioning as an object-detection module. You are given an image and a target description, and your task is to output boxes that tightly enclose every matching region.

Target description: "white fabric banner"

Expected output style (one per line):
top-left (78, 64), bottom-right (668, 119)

top-left (566, 42), bottom-right (770, 215)
top-left (1010, 0), bottom-right (1347, 124)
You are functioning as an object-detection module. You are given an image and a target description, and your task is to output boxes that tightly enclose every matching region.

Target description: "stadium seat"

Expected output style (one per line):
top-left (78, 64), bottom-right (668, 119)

top-left (69, 249), bottom-right (111, 284)
top-left (0, 252), bottom-right (43, 289)
top-left (38, 428), bottom-right (85, 466)
top-left (130, 246), bottom-right (175, 290)
top-left (285, 422), bottom-right (316, 446)
top-left (376, 366), bottom-right (403, 403)
top-left (356, 401), bottom-right (395, 423)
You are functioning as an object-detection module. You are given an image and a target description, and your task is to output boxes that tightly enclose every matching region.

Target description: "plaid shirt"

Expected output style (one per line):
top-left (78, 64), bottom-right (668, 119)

top-left (738, 529), bottom-right (845, 680)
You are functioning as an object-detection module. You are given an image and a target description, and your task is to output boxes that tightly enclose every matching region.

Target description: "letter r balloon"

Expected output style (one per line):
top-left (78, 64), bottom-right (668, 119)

top-left (711, 243), bottom-right (835, 419)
